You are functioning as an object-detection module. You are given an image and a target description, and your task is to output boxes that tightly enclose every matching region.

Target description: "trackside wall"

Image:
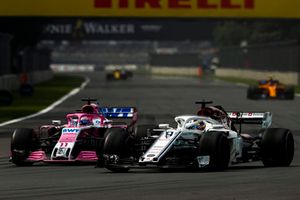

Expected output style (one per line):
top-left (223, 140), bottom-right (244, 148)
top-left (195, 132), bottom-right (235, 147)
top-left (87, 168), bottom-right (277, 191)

top-left (215, 68), bottom-right (298, 85)
top-left (150, 53), bottom-right (201, 76)
top-left (0, 70), bottom-right (53, 90)
top-left (151, 66), bottom-right (198, 76)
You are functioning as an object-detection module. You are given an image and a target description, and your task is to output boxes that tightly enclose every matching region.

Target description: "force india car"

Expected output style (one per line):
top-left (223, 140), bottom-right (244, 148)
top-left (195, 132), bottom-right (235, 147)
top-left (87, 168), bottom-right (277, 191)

top-left (10, 98), bottom-right (137, 166)
top-left (247, 78), bottom-right (294, 100)
top-left (100, 101), bottom-right (294, 172)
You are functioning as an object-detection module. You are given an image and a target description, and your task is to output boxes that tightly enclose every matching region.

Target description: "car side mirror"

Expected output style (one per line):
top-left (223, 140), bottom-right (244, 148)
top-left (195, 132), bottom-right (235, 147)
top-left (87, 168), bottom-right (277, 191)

top-left (158, 124), bottom-right (170, 129)
top-left (104, 120), bottom-right (113, 124)
top-left (52, 120), bottom-right (61, 126)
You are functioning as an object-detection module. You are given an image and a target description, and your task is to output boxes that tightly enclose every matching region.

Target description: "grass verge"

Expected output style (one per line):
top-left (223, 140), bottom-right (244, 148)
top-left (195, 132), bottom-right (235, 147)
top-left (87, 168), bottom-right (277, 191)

top-left (0, 75), bottom-right (84, 123)
top-left (216, 76), bottom-right (300, 93)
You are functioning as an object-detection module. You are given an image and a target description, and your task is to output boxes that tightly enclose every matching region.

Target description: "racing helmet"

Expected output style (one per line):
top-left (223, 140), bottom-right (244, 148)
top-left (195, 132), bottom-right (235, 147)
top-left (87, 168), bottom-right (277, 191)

top-left (80, 116), bottom-right (90, 126)
top-left (81, 105), bottom-right (94, 114)
top-left (186, 120), bottom-right (206, 131)
top-left (195, 120), bottom-right (206, 131)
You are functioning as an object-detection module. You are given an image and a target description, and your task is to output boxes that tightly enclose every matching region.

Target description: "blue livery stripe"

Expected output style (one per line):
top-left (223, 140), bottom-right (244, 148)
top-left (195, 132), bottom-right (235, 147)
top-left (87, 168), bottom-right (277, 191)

top-left (100, 107), bottom-right (135, 118)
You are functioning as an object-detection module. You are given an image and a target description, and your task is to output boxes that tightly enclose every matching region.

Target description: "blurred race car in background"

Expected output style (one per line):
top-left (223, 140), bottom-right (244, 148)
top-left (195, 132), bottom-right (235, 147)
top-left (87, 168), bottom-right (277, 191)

top-left (105, 65), bottom-right (135, 81)
top-left (247, 78), bottom-right (295, 100)
top-left (100, 101), bottom-right (294, 172)
top-left (10, 98), bottom-right (137, 166)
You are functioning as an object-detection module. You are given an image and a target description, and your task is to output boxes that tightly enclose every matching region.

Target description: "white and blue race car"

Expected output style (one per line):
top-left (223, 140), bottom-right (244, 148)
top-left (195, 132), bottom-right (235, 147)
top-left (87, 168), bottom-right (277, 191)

top-left (100, 101), bottom-right (294, 172)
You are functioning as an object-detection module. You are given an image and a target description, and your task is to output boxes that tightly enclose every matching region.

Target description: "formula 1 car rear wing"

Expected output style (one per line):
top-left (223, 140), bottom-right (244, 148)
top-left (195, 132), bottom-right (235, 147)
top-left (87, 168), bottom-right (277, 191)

top-left (100, 107), bottom-right (137, 118)
top-left (227, 112), bottom-right (272, 128)
top-left (99, 107), bottom-right (138, 127)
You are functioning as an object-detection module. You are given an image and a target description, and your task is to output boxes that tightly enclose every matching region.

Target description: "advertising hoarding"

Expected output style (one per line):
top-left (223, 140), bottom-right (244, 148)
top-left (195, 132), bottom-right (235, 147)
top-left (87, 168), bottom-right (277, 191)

top-left (0, 0), bottom-right (299, 19)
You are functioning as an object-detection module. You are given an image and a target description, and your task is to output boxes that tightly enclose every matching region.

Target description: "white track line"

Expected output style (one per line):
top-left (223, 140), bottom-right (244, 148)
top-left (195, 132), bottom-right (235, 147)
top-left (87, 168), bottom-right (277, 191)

top-left (0, 77), bottom-right (90, 127)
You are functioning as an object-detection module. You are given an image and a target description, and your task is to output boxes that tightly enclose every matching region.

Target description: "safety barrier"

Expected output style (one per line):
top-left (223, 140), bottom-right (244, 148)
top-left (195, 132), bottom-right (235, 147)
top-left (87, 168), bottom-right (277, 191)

top-left (151, 66), bottom-right (199, 77)
top-left (215, 68), bottom-right (298, 85)
top-left (0, 70), bottom-right (53, 90)
top-left (218, 41), bottom-right (300, 85)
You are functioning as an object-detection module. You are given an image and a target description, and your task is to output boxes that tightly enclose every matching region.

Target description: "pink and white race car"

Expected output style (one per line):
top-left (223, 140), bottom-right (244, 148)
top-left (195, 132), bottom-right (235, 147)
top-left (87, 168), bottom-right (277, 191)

top-left (10, 98), bottom-right (137, 166)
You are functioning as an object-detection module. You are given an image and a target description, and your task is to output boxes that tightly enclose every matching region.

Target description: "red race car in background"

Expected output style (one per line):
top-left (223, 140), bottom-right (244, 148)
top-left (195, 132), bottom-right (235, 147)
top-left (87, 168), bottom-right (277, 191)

top-left (10, 98), bottom-right (137, 166)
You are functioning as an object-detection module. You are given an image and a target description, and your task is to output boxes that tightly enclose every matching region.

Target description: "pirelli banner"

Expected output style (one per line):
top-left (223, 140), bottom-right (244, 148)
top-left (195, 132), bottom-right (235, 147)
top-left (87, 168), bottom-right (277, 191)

top-left (0, 0), bottom-right (300, 19)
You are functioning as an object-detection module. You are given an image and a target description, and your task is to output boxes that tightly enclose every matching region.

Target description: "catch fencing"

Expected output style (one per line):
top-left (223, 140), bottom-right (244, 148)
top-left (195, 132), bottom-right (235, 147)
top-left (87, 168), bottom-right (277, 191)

top-left (19, 47), bottom-right (51, 73)
top-left (219, 40), bottom-right (299, 73)
top-left (0, 33), bottom-right (11, 76)
top-left (150, 53), bottom-right (201, 67)
top-left (0, 32), bottom-right (52, 90)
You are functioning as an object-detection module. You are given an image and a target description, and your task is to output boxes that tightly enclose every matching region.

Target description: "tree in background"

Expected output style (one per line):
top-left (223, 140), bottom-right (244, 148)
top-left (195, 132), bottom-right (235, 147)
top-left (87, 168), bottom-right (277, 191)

top-left (213, 20), bottom-right (300, 46)
top-left (248, 22), bottom-right (282, 44)
top-left (213, 21), bottom-right (249, 46)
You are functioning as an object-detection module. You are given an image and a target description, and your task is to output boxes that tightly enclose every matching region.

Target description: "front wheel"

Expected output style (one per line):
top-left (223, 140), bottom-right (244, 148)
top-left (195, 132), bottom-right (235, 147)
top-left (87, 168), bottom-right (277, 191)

top-left (261, 128), bottom-right (294, 167)
top-left (11, 128), bottom-right (37, 166)
top-left (198, 132), bottom-right (230, 171)
top-left (102, 128), bottom-right (130, 172)
top-left (135, 124), bottom-right (158, 141)
top-left (284, 86), bottom-right (295, 100)
top-left (247, 86), bottom-right (261, 100)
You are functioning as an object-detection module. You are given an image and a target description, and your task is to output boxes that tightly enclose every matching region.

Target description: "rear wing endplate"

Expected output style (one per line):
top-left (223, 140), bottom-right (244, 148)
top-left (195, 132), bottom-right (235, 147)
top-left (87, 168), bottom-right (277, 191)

top-left (227, 112), bottom-right (272, 128)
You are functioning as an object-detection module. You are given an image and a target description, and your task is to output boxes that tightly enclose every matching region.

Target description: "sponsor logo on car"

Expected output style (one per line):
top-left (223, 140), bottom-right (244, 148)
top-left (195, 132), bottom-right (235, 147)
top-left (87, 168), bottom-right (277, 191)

top-left (62, 128), bottom-right (80, 133)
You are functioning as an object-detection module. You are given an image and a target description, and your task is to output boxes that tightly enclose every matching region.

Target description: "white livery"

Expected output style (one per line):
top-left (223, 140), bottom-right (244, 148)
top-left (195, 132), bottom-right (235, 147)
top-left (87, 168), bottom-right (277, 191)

top-left (103, 101), bottom-right (294, 172)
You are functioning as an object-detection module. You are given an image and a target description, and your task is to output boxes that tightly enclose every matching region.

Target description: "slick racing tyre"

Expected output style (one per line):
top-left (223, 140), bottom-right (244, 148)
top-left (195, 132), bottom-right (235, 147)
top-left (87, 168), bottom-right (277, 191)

top-left (261, 128), bottom-right (294, 167)
top-left (103, 128), bottom-right (130, 172)
top-left (247, 86), bottom-right (261, 99)
top-left (284, 86), bottom-right (295, 100)
top-left (106, 74), bottom-right (113, 81)
top-left (134, 124), bottom-right (158, 157)
top-left (11, 128), bottom-right (37, 166)
top-left (103, 128), bottom-right (128, 156)
top-left (135, 124), bottom-right (158, 141)
top-left (199, 132), bottom-right (230, 171)
top-left (121, 73), bottom-right (128, 80)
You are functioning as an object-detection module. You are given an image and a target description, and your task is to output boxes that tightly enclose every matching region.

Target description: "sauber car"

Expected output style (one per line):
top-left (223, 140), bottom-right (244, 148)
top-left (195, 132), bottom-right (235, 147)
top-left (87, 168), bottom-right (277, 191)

top-left (10, 98), bottom-right (137, 166)
top-left (100, 101), bottom-right (294, 172)
top-left (247, 78), bottom-right (295, 100)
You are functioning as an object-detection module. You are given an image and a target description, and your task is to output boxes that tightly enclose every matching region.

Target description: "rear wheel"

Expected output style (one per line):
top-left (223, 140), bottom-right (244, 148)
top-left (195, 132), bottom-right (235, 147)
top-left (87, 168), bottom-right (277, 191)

top-left (284, 86), bottom-right (295, 100)
top-left (261, 128), bottom-right (294, 167)
top-left (198, 132), bottom-right (230, 171)
top-left (11, 128), bottom-right (37, 166)
top-left (121, 73), bottom-right (128, 80)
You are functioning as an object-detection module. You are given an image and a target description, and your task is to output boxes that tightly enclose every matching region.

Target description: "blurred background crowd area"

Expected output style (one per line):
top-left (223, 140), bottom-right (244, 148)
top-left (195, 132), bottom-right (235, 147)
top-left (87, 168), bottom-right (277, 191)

top-left (1, 13), bottom-right (300, 89)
